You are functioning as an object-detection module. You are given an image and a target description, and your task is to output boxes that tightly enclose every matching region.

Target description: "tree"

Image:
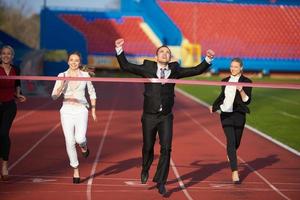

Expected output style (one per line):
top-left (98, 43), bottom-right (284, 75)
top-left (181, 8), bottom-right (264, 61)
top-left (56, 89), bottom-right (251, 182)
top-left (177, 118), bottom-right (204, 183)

top-left (0, 0), bottom-right (39, 48)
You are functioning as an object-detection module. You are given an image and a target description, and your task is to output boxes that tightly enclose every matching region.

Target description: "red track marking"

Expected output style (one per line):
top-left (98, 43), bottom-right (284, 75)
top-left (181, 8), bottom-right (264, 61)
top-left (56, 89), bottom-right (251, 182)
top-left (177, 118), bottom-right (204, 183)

top-left (0, 83), bottom-right (299, 200)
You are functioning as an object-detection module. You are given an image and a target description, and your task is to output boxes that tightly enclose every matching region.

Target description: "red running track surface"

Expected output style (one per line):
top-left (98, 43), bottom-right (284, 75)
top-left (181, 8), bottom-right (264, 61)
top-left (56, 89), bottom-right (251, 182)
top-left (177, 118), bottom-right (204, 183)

top-left (0, 83), bottom-right (299, 200)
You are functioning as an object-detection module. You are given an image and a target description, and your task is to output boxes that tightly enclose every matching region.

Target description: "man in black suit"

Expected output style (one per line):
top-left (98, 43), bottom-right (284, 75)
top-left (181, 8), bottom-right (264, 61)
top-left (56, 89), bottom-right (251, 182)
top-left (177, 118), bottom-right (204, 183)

top-left (115, 38), bottom-right (215, 195)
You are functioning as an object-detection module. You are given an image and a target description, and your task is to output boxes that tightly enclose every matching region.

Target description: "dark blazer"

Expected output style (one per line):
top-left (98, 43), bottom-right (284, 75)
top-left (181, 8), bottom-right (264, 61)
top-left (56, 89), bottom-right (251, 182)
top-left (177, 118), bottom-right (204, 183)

top-left (117, 52), bottom-right (211, 114)
top-left (212, 75), bottom-right (252, 113)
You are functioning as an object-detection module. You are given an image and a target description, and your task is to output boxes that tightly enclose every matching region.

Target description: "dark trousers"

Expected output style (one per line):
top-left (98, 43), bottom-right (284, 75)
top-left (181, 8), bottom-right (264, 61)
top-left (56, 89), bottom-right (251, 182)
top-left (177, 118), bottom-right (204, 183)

top-left (220, 112), bottom-right (246, 171)
top-left (0, 100), bottom-right (17, 161)
top-left (141, 112), bottom-right (173, 184)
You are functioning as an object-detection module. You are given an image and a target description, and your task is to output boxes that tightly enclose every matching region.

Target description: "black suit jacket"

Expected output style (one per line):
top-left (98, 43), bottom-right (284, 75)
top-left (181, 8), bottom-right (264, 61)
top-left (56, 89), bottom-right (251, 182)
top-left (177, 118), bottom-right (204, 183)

top-left (212, 75), bottom-right (252, 114)
top-left (117, 52), bottom-right (211, 114)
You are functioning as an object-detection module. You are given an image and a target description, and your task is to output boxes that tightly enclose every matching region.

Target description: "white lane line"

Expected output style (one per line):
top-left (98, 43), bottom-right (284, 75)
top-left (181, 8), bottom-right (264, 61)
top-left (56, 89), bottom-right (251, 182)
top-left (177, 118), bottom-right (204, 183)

top-left (170, 159), bottom-right (194, 200)
top-left (86, 106), bottom-right (116, 200)
top-left (182, 109), bottom-right (291, 200)
top-left (31, 178), bottom-right (57, 183)
top-left (176, 88), bottom-right (300, 156)
top-left (124, 181), bottom-right (148, 187)
top-left (9, 123), bottom-right (60, 171)
top-left (14, 101), bottom-right (53, 123)
top-left (278, 111), bottom-right (300, 120)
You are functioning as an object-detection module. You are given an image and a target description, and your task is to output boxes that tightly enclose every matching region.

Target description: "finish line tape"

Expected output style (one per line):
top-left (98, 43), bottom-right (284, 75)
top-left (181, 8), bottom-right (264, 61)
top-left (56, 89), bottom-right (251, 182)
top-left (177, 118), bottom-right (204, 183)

top-left (1, 75), bottom-right (300, 90)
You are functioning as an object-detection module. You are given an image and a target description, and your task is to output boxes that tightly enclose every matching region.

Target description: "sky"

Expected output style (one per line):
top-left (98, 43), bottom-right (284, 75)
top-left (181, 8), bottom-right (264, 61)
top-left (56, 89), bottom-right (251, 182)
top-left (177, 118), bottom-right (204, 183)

top-left (3, 0), bottom-right (120, 15)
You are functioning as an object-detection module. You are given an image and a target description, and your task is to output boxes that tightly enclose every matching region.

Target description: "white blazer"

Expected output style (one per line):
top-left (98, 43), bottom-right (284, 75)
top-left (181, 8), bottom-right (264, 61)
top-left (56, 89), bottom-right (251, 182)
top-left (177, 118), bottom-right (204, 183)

top-left (51, 69), bottom-right (96, 108)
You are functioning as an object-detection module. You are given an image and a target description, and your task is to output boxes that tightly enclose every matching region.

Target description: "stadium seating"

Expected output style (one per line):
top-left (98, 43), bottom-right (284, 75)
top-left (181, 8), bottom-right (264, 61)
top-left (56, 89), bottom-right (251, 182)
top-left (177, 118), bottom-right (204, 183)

top-left (60, 14), bottom-right (156, 55)
top-left (159, 1), bottom-right (300, 59)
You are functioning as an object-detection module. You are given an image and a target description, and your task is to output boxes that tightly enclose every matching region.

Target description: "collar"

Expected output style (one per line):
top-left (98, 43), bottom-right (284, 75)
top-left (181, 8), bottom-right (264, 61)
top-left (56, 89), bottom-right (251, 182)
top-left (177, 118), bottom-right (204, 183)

top-left (66, 69), bottom-right (81, 76)
top-left (230, 74), bottom-right (241, 79)
top-left (157, 62), bottom-right (169, 70)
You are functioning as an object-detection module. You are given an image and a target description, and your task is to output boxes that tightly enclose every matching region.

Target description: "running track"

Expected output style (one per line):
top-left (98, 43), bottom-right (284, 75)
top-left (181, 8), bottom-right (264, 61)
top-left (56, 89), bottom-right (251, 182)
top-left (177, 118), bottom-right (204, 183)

top-left (0, 83), bottom-right (299, 200)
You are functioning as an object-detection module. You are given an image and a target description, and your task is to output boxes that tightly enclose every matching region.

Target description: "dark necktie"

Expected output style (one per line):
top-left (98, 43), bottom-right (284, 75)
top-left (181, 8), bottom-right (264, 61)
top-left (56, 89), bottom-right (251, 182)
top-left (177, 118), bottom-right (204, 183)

top-left (160, 68), bottom-right (165, 79)
top-left (159, 68), bottom-right (166, 112)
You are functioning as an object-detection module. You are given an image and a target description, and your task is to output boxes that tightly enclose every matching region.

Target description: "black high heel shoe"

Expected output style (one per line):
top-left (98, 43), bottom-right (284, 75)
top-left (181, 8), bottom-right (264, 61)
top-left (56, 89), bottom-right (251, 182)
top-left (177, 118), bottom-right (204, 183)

top-left (82, 148), bottom-right (89, 158)
top-left (73, 177), bottom-right (80, 184)
top-left (1, 169), bottom-right (9, 181)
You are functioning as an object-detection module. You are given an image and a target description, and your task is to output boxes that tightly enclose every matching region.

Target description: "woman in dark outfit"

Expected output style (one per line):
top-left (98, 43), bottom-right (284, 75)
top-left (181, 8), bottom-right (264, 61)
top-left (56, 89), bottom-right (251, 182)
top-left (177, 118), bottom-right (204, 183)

top-left (210, 58), bottom-right (252, 183)
top-left (0, 45), bottom-right (26, 180)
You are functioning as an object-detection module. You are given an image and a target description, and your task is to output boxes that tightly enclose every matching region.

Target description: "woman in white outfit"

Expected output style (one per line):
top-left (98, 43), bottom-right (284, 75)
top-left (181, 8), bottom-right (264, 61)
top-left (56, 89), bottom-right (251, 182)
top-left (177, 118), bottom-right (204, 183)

top-left (52, 52), bottom-right (97, 184)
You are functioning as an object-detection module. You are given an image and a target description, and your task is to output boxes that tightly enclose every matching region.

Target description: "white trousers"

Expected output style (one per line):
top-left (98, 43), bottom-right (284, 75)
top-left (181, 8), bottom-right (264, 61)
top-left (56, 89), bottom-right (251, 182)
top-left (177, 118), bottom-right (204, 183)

top-left (60, 104), bottom-right (88, 168)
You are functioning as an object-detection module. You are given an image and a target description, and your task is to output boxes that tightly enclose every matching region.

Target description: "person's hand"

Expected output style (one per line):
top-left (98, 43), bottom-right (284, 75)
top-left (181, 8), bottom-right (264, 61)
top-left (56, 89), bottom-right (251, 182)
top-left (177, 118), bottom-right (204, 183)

top-left (115, 38), bottom-right (124, 48)
top-left (209, 106), bottom-right (213, 114)
top-left (92, 108), bottom-right (97, 121)
top-left (56, 80), bottom-right (65, 94)
top-left (56, 73), bottom-right (68, 94)
top-left (16, 94), bottom-right (26, 102)
top-left (237, 85), bottom-right (243, 92)
top-left (206, 49), bottom-right (215, 60)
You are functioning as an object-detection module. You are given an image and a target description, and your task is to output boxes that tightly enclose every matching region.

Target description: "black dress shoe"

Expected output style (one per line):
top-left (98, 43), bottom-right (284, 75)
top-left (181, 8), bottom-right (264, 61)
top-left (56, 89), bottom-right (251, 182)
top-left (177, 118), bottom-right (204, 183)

top-left (82, 148), bottom-right (89, 158)
top-left (140, 170), bottom-right (149, 184)
top-left (73, 177), bottom-right (80, 184)
top-left (156, 183), bottom-right (167, 195)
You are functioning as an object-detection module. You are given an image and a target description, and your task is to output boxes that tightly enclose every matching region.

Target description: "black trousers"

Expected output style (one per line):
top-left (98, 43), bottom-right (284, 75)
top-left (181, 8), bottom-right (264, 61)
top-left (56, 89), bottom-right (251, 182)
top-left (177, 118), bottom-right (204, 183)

top-left (220, 112), bottom-right (246, 171)
top-left (0, 100), bottom-right (17, 161)
top-left (141, 112), bottom-right (173, 184)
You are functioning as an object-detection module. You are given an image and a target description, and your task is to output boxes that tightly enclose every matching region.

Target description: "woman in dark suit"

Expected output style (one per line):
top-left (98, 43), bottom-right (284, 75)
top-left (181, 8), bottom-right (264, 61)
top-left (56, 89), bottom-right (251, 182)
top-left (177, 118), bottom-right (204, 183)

top-left (210, 58), bottom-right (252, 184)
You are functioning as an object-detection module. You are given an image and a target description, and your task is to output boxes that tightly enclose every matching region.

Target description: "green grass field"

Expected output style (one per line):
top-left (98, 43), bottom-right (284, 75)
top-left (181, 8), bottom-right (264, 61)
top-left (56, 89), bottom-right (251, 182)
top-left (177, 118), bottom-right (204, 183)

top-left (177, 76), bottom-right (300, 151)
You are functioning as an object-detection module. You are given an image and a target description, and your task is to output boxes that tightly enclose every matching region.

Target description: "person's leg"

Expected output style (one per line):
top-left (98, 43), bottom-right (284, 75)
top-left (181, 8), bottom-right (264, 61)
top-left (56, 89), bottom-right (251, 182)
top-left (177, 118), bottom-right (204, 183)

top-left (231, 112), bottom-right (246, 184)
top-left (221, 113), bottom-right (239, 182)
top-left (233, 112), bottom-right (246, 150)
top-left (0, 101), bottom-right (17, 179)
top-left (153, 113), bottom-right (173, 195)
top-left (74, 107), bottom-right (89, 157)
top-left (0, 106), bottom-right (3, 161)
top-left (153, 113), bottom-right (173, 184)
top-left (222, 126), bottom-right (237, 171)
top-left (141, 114), bottom-right (158, 172)
top-left (60, 107), bottom-right (78, 169)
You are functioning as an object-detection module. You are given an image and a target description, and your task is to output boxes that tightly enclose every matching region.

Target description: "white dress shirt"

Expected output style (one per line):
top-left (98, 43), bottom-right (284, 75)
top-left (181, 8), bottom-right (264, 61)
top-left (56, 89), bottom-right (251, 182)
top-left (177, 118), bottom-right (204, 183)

top-left (52, 69), bottom-right (97, 108)
top-left (220, 75), bottom-right (249, 112)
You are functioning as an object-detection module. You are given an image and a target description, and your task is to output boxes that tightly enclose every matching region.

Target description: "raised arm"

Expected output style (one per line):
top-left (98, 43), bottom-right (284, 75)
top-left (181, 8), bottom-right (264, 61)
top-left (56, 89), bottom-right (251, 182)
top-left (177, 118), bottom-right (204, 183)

top-left (115, 38), bottom-right (147, 76)
top-left (176, 49), bottom-right (215, 79)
